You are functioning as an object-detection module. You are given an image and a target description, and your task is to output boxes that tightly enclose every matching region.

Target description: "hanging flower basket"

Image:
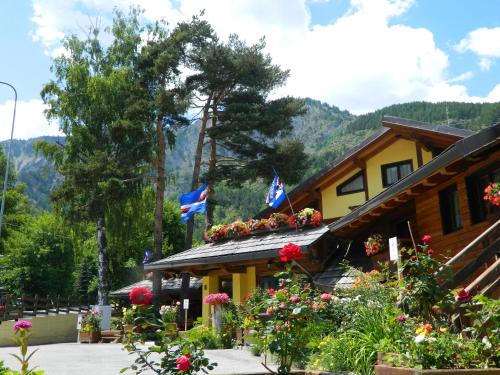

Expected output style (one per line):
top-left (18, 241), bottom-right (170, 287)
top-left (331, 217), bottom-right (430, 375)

top-left (483, 182), bottom-right (499, 206)
top-left (364, 234), bottom-right (385, 256)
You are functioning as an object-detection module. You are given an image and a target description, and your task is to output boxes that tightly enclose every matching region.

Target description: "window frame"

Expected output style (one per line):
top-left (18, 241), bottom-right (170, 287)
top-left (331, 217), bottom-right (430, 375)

top-left (439, 184), bottom-right (463, 235)
top-left (381, 159), bottom-right (414, 188)
top-left (465, 163), bottom-right (500, 224)
top-left (336, 171), bottom-right (365, 196)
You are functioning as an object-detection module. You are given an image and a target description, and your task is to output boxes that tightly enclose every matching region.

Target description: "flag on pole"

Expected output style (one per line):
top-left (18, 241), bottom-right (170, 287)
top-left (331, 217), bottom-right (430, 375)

top-left (266, 175), bottom-right (286, 209)
top-left (179, 184), bottom-right (207, 223)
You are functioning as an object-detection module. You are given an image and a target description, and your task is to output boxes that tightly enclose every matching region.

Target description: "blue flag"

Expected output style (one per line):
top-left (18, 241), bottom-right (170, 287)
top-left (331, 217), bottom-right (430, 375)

top-left (266, 175), bottom-right (286, 209)
top-left (143, 247), bottom-right (152, 264)
top-left (179, 184), bottom-right (207, 223)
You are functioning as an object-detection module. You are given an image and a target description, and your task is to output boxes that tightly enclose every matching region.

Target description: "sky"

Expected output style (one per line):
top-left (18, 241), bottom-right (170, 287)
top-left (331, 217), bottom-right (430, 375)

top-left (1, 0), bottom-right (500, 141)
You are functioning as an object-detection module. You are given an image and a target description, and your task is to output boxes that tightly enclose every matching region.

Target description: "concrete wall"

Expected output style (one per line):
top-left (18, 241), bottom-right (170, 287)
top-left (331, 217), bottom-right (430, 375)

top-left (0, 314), bottom-right (78, 347)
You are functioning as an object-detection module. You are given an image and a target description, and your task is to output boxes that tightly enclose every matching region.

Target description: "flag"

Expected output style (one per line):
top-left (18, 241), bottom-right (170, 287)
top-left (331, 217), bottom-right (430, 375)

top-left (143, 247), bottom-right (152, 264)
top-left (266, 175), bottom-right (286, 209)
top-left (179, 184), bottom-right (207, 223)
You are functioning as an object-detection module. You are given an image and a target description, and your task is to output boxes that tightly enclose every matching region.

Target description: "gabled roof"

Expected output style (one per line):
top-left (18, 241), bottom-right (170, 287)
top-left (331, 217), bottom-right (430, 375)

top-left (329, 123), bottom-right (500, 235)
top-left (144, 225), bottom-right (330, 271)
top-left (110, 277), bottom-right (202, 298)
top-left (255, 116), bottom-right (472, 218)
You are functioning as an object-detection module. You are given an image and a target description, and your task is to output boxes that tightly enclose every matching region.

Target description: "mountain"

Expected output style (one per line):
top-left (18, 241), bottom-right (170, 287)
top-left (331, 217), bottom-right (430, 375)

top-left (3, 100), bottom-right (500, 223)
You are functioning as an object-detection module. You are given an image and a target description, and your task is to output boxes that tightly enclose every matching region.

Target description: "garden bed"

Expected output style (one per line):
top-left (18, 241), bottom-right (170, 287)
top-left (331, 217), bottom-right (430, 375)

top-left (375, 365), bottom-right (500, 375)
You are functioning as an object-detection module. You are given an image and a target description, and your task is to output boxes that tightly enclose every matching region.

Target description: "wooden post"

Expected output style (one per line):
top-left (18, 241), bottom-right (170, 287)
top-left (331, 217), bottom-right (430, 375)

top-left (184, 308), bottom-right (188, 332)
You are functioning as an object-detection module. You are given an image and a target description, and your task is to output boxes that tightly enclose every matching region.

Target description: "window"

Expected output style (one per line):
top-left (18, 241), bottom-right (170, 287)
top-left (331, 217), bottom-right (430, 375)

top-left (381, 160), bottom-right (413, 187)
top-left (466, 164), bottom-right (500, 224)
top-left (259, 276), bottom-right (278, 290)
top-left (439, 184), bottom-right (463, 234)
top-left (336, 171), bottom-right (365, 195)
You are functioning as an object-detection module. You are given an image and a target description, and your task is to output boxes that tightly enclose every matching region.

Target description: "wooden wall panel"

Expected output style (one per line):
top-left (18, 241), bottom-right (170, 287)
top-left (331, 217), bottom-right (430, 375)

top-left (415, 152), bottom-right (499, 268)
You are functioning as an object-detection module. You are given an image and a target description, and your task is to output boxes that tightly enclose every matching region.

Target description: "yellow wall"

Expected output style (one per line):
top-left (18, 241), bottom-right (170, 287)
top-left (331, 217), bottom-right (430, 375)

top-left (321, 168), bottom-right (365, 219)
top-left (0, 314), bottom-right (78, 347)
top-left (201, 274), bottom-right (219, 325)
top-left (232, 266), bottom-right (257, 304)
top-left (365, 138), bottom-right (420, 199)
top-left (320, 139), bottom-right (435, 219)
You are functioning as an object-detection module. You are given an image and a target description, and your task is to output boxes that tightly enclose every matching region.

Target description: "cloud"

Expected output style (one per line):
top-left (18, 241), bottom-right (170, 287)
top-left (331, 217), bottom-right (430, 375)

top-left (0, 99), bottom-right (62, 141)
top-left (456, 27), bottom-right (500, 71)
top-left (30, 0), bottom-right (500, 116)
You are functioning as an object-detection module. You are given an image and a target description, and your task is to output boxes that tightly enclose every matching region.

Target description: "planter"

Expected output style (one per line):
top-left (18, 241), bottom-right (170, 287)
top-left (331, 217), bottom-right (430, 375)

top-left (123, 323), bottom-right (134, 333)
top-left (164, 322), bottom-right (178, 337)
top-left (211, 304), bottom-right (223, 333)
top-left (79, 330), bottom-right (101, 343)
top-left (375, 365), bottom-right (500, 375)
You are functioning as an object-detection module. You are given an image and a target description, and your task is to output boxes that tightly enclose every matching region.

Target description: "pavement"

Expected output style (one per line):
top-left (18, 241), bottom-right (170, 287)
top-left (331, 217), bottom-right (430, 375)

top-left (0, 343), bottom-right (277, 375)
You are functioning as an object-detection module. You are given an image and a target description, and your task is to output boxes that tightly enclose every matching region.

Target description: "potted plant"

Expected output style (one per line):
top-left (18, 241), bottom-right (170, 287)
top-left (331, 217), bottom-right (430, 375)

top-left (483, 182), bottom-right (499, 206)
top-left (267, 213), bottom-right (290, 231)
top-left (204, 293), bottom-right (230, 333)
top-left (160, 303), bottom-right (180, 336)
top-left (122, 306), bottom-right (136, 333)
top-left (288, 208), bottom-right (322, 229)
top-left (79, 310), bottom-right (102, 343)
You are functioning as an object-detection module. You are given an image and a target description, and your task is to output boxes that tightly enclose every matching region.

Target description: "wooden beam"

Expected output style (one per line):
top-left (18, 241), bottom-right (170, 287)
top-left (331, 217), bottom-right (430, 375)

top-left (416, 142), bottom-right (423, 167)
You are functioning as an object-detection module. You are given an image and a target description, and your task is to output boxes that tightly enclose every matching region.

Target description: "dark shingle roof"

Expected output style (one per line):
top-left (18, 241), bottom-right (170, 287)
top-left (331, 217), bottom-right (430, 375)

top-left (144, 226), bottom-right (330, 271)
top-left (110, 277), bottom-right (202, 297)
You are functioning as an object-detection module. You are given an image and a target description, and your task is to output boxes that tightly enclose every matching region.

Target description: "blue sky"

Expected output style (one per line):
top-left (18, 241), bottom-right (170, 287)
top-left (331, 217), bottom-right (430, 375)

top-left (1, 0), bottom-right (500, 140)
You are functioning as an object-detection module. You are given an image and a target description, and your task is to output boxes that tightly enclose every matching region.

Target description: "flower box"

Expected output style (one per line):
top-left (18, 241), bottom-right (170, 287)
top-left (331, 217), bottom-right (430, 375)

top-left (375, 365), bottom-right (500, 375)
top-left (79, 330), bottom-right (101, 343)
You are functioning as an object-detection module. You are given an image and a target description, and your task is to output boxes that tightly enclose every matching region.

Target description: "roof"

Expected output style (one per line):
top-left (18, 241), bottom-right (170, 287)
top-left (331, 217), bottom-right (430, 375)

top-left (382, 116), bottom-right (475, 138)
top-left (255, 116), bottom-right (472, 219)
top-left (110, 277), bottom-right (202, 297)
top-left (144, 225), bottom-right (330, 271)
top-left (329, 123), bottom-right (500, 234)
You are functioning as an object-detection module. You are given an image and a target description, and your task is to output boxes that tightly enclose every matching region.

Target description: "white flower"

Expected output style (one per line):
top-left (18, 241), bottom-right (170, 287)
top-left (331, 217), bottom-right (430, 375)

top-left (482, 336), bottom-right (492, 349)
top-left (415, 334), bottom-right (426, 344)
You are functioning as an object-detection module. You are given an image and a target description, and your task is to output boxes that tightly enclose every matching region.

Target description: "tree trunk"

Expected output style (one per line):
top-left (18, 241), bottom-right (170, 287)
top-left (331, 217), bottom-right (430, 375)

top-left (205, 106), bottom-right (217, 230)
top-left (97, 217), bottom-right (109, 305)
top-left (185, 94), bottom-right (212, 249)
top-left (153, 116), bottom-right (166, 304)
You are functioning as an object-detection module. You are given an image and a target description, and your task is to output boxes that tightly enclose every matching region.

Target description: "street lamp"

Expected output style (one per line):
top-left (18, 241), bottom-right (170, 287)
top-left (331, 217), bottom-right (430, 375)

top-left (0, 81), bottom-right (17, 240)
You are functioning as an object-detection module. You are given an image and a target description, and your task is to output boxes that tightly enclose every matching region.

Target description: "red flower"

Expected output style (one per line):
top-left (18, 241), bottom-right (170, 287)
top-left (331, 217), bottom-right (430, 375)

top-left (457, 289), bottom-right (472, 303)
top-left (129, 287), bottom-right (153, 305)
top-left (267, 288), bottom-right (275, 295)
top-left (427, 248), bottom-right (434, 256)
top-left (176, 354), bottom-right (191, 371)
top-left (422, 234), bottom-right (432, 244)
top-left (278, 243), bottom-right (303, 263)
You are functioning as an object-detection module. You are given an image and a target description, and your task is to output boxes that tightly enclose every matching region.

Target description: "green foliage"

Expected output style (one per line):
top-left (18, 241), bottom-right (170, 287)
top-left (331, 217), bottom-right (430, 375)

top-left (0, 212), bottom-right (74, 296)
top-left (182, 319), bottom-right (223, 349)
top-left (72, 255), bottom-right (97, 300)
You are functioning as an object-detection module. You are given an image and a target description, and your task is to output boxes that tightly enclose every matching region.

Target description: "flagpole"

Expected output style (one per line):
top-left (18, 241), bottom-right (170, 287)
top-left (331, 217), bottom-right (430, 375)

top-left (271, 166), bottom-right (295, 217)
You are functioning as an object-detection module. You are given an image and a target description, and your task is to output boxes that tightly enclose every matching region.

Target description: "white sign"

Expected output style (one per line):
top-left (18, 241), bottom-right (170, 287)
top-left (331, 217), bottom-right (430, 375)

top-left (389, 237), bottom-right (399, 261)
top-left (77, 315), bottom-right (83, 330)
top-left (183, 299), bottom-right (189, 310)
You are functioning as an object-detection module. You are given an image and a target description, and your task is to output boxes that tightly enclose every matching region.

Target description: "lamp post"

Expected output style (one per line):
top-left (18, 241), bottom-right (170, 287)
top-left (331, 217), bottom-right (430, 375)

top-left (0, 81), bottom-right (17, 240)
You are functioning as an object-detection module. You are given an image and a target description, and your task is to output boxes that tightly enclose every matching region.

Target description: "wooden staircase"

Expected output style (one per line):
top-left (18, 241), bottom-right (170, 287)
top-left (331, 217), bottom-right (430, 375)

top-left (440, 219), bottom-right (500, 298)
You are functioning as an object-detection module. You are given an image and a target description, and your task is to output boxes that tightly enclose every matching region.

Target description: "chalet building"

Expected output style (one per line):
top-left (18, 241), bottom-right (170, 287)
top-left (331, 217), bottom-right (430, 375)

top-left (144, 117), bottom-right (500, 323)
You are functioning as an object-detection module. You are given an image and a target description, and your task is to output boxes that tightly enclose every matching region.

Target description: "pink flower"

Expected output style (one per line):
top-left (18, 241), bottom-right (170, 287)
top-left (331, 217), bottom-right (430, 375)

top-left (427, 248), bottom-right (434, 256)
top-left (129, 287), bottom-right (153, 305)
top-left (13, 320), bottom-right (32, 332)
top-left (422, 234), bottom-right (432, 244)
top-left (457, 289), bottom-right (472, 303)
top-left (290, 296), bottom-right (300, 303)
top-left (278, 243), bottom-right (303, 263)
top-left (320, 293), bottom-right (332, 302)
top-left (267, 288), bottom-right (275, 295)
top-left (176, 354), bottom-right (191, 371)
top-left (266, 307), bottom-right (274, 315)
top-left (397, 315), bottom-right (406, 322)
top-left (204, 293), bottom-right (230, 305)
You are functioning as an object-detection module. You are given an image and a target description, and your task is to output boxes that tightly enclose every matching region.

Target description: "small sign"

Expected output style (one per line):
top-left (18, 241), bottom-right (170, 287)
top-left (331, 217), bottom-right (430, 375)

top-left (389, 237), bottom-right (399, 261)
top-left (77, 315), bottom-right (83, 330)
top-left (183, 299), bottom-right (189, 310)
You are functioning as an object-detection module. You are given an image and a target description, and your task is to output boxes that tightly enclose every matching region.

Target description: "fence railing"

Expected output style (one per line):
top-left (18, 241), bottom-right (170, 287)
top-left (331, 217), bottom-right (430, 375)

top-left (0, 294), bottom-right (92, 322)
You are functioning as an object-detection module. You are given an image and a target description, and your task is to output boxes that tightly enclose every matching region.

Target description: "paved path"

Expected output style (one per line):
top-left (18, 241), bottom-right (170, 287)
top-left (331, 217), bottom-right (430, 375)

top-left (0, 343), bottom-right (276, 375)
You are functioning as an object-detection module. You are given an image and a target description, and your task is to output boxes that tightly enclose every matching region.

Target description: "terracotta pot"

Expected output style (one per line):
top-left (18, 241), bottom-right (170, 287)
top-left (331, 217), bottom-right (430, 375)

top-left (79, 330), bottom-right (101, 343)
top-left (164, 322), bottom-right (178, 337)
top-left (123, 323), bottom-right (134, 333)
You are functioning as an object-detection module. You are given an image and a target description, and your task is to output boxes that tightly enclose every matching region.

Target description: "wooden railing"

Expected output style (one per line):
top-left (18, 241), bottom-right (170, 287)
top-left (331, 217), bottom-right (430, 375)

top-left (0, 294), bottom-right (92, 322)
top-left (440, 219), bottom-right (500, 295)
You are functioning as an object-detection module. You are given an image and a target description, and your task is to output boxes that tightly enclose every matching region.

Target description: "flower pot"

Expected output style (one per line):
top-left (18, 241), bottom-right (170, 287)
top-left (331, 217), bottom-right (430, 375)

top-left (211, 304), bottom-right (223, 333)
top-left (375, 365), bottom-right (500, 375)
top-left (79, 330), bottom-right (101, 343)
top-left (123, 323), bottom-right (134, 333)
top-left (164, 322), bottom-right (178, 337)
